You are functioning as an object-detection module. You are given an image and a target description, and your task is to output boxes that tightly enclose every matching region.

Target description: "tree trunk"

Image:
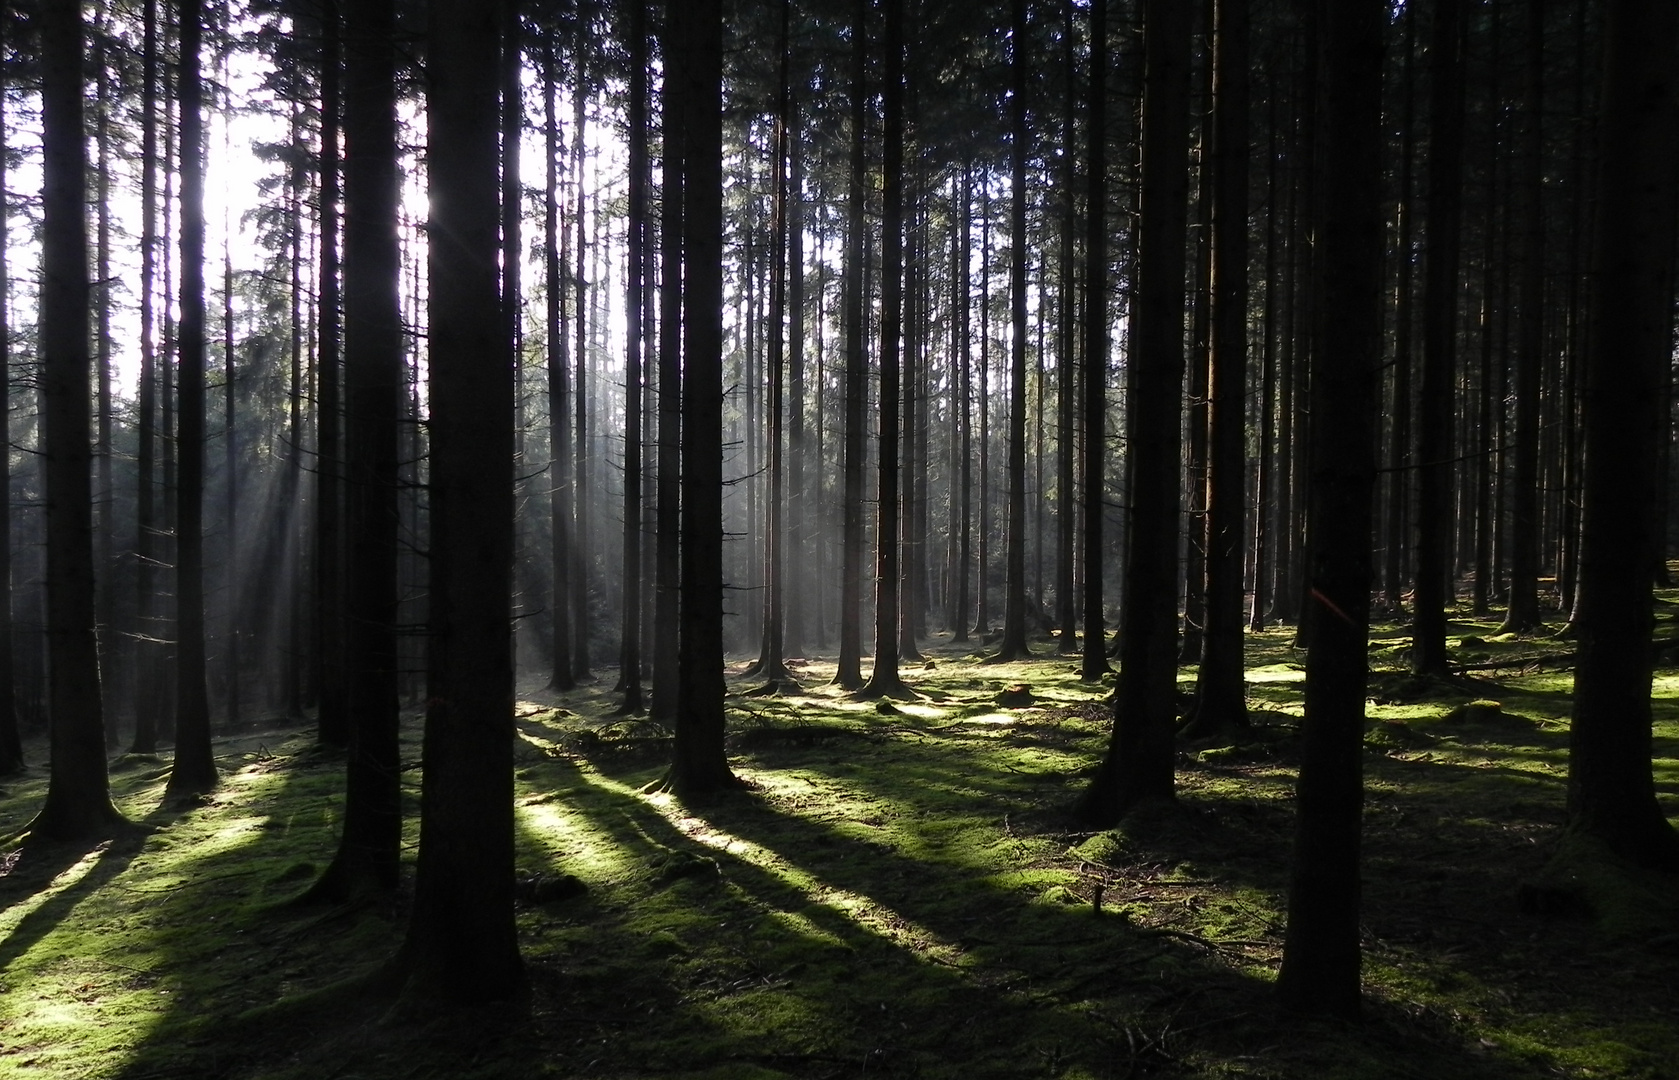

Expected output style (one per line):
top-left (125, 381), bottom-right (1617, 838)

top-left (863, 0), bottom-right (908, 698)
top-left (302, 0), bottom-right (404, 903)
top-left (0, 8), bottom-right (20, 773)
top-left (315, 0), bottom-right (348, 745)
top-left (1185, 0), bottom-right (1250, 740)
top-left (1079, 0), bottom-right (1111, 681)
top-left (167, 0), bottom-right (218, 800)
top-left (131, 0), bottom-right (162, 756)
top-left (619, 0), bottom-right (648, 711)
top-left (1077, 0), bottom-right (1193, 826)
top-left (833, 0), bottom-right (869, 691)
top-left (1411, 0), bottom-right (1466, 677)
top-left (1499, 0), bottom-right (1544, 635)
top-left (545, 39), bottom-right (576, 693)
top-left (31, 0), bottom-right (126, 839)
top-left (650, 17), bottom-right (681, 718)
top-left (995, 0), bottom-right (1033, 662)
top-left (1277, 0), bottom-right (1383, 1019)
top-left (666, 0), bottom-right (736, 796)
top-left (1565, 0), bottom-right (1679, 873)
top-left (394, 0), bottom-right (525, 1004)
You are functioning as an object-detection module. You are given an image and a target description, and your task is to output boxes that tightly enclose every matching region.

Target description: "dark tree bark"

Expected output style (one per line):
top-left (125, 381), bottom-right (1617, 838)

top-left (301, 0), bottom-right (403, 903)
top-left (1184, 0), bottom-right (1250, 740)
top-left (1054, 0), bottom-right (1077, 655)
top-left (1565, 0), bottom-right (1679, 873)
top-left (863, 0), bottom-right (909, 698)
top-left (1382, 6), bottom-right (1417, 613)
top-left (0, 8), bottom-right (20, 774)
top-left (1077, 0), bottom-right (1193, 826)
top-left (1079, 0), bottom-right (1111, 682)
top-left (167, 0), bottom-right (218, 800)
top-left (1276, 0), bottom-right (1384, 1020)
top-left (571, 25), bottom-right (593, 683)
top-left (952, 166), bottom-right (974, 644)
top-left (619, 0), bottom-right (648, 711)
top-left (393, 0), bottom-right (525, 1004)
top-left (994, 0), bottom-right (1033, 662)
top-left (1411, 0), bottom-right (1466, 677)
top-left (786, 107), bottom-right (807, 657)
top-left (315, 0), bottom-right (348, 747)
top-left (1249, 79), bottom-right (1279, 633)
top-left (131, 0), bottom-right (162, 756)
top-left (833, 0), bottom-right (868, 691)
top-left (666, 0), bottom-right (736, 796)
top-left (1498, 0), bottom-right (1544, 636)
top-left (30, 0), bottom-right (126, 840)
top-left (545, 39), bottom-right (576, 693)
top-left (650, 15), bottom-right (682, 719)
top-left (753, 0), bottom-right (793, 685)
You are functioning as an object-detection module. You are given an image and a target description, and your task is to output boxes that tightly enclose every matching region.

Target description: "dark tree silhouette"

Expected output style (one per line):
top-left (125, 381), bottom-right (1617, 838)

top-left (392, 0), bottom-right (525, 1004)
top-left (833, 0), bottom-right (868, 691)
top-left (1278, 0), bottom-right (1385, 1019)
top-left (1564, 0), bottom-right (1679, 874)
top-left (166, 0), bottom-right (217, 800)
top-left (994, 0), bottom-right (1032, 663)
top-left (31, 0), bottom-right (126, 840)
top-left (0, 6), bottom-right (20, 774)
top-left (1078, 0), bottom-right (1193, 826)
top-left (1079, 0), bottom-right (1110, 683)
top-left (301, 0), bottom-right (403, 903)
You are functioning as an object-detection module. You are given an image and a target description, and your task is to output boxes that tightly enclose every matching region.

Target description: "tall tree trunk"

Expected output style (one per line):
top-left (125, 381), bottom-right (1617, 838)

top-left (1249, 76), bottom-right (1279, 633)
top-left (753, 0), bottom-right (792, 684)
top-left (94, 35), bottom-right (116, 743)
top-left (394, 0), bottom-right (525, 1003)
top-left (315, 0), bottom-right (348, 745)
top-left (167, 0), bottom-right (218, 799)
top-left (1564, 0), bottom-right (1679, 873)
top-left (1080, 0), bottom-right (1111, 681)
top-left (1499, 0), bottom-right (1544, 635)
top-left (650, 19), bottom-right (681, 718)
top-left (131, 0), bottom-right (162, 755)
top-left (995, 0), bottom-right (1033, 662)
top-left (1078, 0), bottom-right (1193, 826)
top-left (619, 0), bottom-right (648, 710)
top-left (31, 0), bottom-right (125, 839)
top-left (544, 40), bottom-right (575, 693)
top-left (833, 0), bottom-right (869, 690)
top-left (1185, 0), bottom-right (1250, 740)
top-left (863, 0), bottom-right (908, 698)
top-left (665, 0), bottom-right (736, 794)
top-left (1277, 0), bottom-right (1384, 1019)
top-left (952, 166), bottom-right (974, 644)
top-left (1382, 5), bottom-right (1417, 612)
top-left (1411, 0), bottom-right (1466, 677)
top-left (0, 8), bottom-right (20, 773)
top-left (301, 0), bottom-right (404, 903)
top-left (572, 28), bottom-right (593, 682)
top-left (786, 105), bottom-right (807, 657)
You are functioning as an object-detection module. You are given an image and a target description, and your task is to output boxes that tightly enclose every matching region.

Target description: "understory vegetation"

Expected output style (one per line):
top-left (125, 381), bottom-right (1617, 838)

top-left (2, 612), bottom-right (1677, 1080)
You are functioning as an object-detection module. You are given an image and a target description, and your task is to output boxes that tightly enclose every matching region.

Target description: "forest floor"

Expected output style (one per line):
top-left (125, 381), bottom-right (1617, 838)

top-left (2, 609), bottom-right (1678, 1079)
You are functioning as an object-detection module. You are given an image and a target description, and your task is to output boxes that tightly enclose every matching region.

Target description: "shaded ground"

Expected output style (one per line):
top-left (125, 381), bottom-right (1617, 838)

top-left (0, 613), bottom-right (1676, 1079)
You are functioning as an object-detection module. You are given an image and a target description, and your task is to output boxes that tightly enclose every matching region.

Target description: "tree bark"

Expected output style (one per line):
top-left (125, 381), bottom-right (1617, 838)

top-left (1079, 0), bottom-right (1111, 682)
top-left (1565, 0), bottom-right (1679, 873)
top-left (1411, 0), bottom-right (1466, 677)
top-left (833, 0), bottom-right (869, 691)
top-left (167, 0), bottom-right (217, 800)
top-left (1277, 0), bottom-right (1383, 1020)
top-left (395, 0), bottom-right (525, 1004)
top-left (619, 0), bottom-right (648, 710)
top-left (31, 0), bottom-right (126, 839)
top-left (995, 0), bottom-right (1033, 662)
top-left (1077, 0), bottom-right (1193, 826)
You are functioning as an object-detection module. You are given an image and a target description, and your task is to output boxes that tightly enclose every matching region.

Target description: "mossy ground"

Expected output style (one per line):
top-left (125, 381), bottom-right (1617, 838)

top-left (1, 606), bottom-right (1677, 1079)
